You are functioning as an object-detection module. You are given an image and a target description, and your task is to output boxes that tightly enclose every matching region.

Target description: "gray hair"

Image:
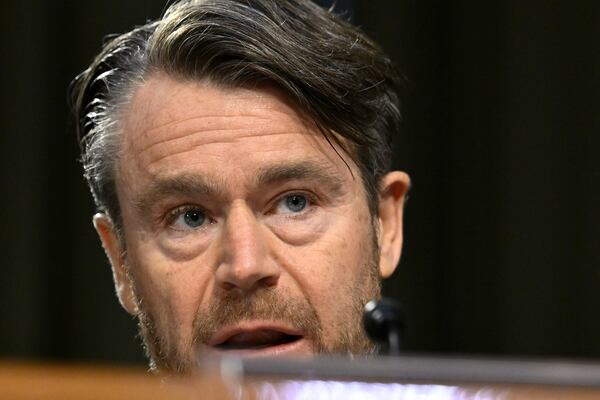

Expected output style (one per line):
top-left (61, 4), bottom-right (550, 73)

top-left (71, 0), bottom-right (404, 235)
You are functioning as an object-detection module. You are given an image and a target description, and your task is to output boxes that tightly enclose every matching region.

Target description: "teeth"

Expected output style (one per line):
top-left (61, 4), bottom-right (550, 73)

top-left (217, 330), bottom-right (300, 350)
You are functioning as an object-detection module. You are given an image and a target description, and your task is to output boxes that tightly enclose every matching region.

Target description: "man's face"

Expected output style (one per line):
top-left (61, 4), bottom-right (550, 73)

top-left (95, 74), bottom-right (407, 373)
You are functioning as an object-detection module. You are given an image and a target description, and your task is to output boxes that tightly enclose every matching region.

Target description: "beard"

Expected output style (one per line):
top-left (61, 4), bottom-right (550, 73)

top-left (127, 234), bottom-right (382, 374)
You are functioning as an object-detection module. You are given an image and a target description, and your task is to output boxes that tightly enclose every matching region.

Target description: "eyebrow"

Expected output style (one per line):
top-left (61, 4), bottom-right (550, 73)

top-left (133, 174), bottom-right (222, 215)
top-left (133, 160), bottom-right (347, 214)
top-left (255, 161), bottom-right (346, 194)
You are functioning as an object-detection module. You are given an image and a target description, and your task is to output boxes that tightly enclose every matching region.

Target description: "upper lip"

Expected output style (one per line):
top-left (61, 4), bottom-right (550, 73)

top-left (206, 322), bottom-right (304, 348)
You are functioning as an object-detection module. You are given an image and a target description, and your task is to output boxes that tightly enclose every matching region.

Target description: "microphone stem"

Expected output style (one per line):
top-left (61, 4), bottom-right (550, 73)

top-left (388, 329), bottom-right (401, 356)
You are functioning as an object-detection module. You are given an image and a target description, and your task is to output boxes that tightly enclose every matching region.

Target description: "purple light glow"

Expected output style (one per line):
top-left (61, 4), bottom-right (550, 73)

top-left (251, 380), bottom-right (506, 399)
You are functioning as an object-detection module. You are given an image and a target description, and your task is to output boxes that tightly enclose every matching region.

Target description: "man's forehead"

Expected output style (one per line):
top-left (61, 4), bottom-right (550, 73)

top-left (122, 73), bottom-right (308, 139)
top-left (115, 73), bottom-right (359, 195)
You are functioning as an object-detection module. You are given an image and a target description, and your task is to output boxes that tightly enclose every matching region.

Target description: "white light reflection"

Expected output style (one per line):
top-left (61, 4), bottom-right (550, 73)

top-left (249, 380), bottom-right (506, 400)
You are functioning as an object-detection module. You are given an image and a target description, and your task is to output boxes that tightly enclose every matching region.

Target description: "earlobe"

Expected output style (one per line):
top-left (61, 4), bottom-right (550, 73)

top-left (377, 171), bottom-right (411, 278)
top-left (93, 213), bottom-right (138, 315)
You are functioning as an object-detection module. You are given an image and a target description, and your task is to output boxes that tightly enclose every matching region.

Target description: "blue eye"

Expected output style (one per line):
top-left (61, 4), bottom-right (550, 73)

top-left (183, 209), bottom-right (205, 227)
top-left (171, 207), bottom-right (206, 230)
top-left (286, 195), bottom-right (307, 212)
top-left (275, 194), bottom-right (309, 214)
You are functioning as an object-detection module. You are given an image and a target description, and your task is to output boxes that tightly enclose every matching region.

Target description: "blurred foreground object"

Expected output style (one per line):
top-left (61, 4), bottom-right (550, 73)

top-left (3, 355), bottom-right (600, 399)
top-left (0, 361), bottom-right (231, 400)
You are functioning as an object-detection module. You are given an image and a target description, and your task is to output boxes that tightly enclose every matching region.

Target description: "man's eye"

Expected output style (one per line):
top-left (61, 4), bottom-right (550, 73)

top-left (170, 207), bottom-right (207, 230)
top-left (275, 194), bottom-right (310, 214)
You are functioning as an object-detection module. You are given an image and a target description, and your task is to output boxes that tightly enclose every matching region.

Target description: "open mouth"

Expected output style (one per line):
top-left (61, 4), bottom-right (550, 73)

top-left (214, 329), bottom-right (303, 351)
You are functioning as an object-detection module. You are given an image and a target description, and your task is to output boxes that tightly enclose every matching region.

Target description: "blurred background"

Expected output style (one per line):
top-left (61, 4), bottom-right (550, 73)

top-left (0, 0), bottom-right (599, 367)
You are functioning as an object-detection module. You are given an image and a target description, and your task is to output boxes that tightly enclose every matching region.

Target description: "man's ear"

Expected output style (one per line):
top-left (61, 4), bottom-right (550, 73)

top-left (377, 171), bottom-right (411, 278)
top-left (93, 213), bottom-right (137, 315)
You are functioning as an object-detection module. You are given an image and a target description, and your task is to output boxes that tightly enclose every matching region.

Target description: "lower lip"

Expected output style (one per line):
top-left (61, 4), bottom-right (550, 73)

top-left (207, 337), bottom-right (313, 358)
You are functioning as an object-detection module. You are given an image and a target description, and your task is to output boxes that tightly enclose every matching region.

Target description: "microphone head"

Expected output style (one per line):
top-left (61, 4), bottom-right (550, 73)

top-left (362, 297), bottom-right (405, 347)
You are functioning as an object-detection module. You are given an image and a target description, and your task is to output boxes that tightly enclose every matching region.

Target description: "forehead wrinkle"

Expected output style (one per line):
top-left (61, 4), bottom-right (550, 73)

top-left (135, 113), bottom-right (273, 154)
top-left (137, 126), bottom-right (251, 166)
top-left (140, 129), bottom-right (313, 172)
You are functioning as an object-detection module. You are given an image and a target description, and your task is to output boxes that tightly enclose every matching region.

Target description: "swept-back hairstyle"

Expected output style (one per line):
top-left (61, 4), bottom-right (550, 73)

top-left (71, 0), bottom-right (403, 234)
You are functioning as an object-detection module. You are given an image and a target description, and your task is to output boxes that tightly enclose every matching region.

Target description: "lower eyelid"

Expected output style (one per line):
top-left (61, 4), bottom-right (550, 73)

top-left (167, 219), bottom-right (215, 235)
top-left (279, 204), bottom-right (317, 220)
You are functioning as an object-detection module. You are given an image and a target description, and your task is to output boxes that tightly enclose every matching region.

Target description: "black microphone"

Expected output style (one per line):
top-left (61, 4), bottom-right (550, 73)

top-left (363, 297), bottom-right (405, 356)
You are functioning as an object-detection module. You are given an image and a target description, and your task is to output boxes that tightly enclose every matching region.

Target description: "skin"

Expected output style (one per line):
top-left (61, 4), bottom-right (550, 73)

top-left (94, 73), bottom-right (410, 373)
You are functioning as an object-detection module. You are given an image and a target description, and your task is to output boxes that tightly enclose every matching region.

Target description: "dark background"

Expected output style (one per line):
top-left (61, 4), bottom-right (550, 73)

top-left (1, 1), bottom-right (599, 366)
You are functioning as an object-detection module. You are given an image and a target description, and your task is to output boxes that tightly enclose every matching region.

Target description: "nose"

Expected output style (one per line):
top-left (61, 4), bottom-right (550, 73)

top-left (215, 201), bottom-right (280, 293)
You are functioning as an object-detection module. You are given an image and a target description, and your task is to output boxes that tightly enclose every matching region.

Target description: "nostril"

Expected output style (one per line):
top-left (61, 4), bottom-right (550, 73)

top-left (220, 281), bottom-right (236, 291)
top-left (216, 270), bottom-right (280, 294)
top-left (257, 275), bottom-right (279, 289)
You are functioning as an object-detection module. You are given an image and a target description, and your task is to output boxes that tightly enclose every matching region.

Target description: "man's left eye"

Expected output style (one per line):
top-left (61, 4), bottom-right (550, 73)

top-left (275, 194), bottom-right (310, 214)
top-left (167, 206), bottom-right (208, 231)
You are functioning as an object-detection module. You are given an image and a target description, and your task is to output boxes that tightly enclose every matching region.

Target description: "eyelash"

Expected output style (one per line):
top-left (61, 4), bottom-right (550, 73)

top-left (164, 204), bottom-right (211, 229)
top-left (270, 191), bottom-right (318, 215)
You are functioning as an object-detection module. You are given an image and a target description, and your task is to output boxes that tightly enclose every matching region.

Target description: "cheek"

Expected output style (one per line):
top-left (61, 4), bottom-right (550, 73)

top-left (126, 240), bottom-right (212, 341)
top-left (280, 216), bottom-right (372, 318)
top-left (316, 213), bottom-right (374, 321)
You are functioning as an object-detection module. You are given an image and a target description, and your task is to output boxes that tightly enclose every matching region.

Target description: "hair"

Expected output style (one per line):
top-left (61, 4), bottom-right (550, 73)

top-left (70, 0), bottom-right (404, 236)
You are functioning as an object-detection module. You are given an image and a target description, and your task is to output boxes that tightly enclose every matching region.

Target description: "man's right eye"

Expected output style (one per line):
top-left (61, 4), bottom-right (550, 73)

top-left (169, 206), bottom-right (207, 230)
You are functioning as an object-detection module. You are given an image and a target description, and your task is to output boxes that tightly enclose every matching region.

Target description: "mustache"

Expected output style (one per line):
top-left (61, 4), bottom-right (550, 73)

top-left (191, 289), bottom-right (323, 345)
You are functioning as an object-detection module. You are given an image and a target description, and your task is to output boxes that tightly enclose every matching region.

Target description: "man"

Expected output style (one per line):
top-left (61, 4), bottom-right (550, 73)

top-left (71, 0), bottom-right (410, 374)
